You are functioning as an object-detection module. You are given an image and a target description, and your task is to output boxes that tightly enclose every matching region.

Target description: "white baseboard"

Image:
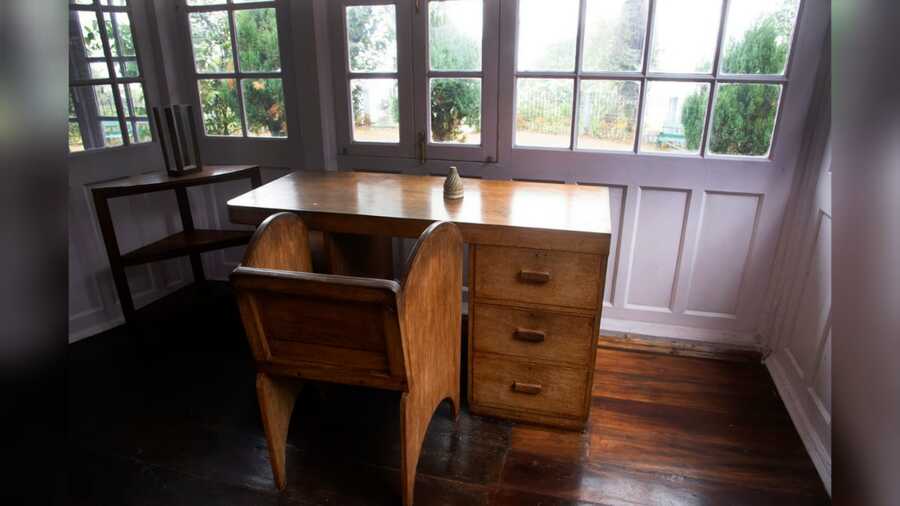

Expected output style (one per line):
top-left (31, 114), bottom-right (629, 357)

top-left (766, 354), bottom-right (832, 495)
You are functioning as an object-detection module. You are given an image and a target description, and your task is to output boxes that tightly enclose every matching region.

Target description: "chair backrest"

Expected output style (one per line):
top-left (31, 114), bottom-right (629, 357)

top-left (232, 212), bottom-right (406, 390)
top-left (232, 213), bottom-right (463, 393)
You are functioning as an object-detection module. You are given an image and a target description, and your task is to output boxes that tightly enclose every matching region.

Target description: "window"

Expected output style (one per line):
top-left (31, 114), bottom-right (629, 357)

top-left (68, 0), bottom-right (150, 153)
top-left (185, 0), bottom-right (288, 138)
top-left (512, 0), bottom-right (801, 158)
top-left (334, 0), bottom-right (497, 162)
top-left (346, 4), bottom-right (401, 143)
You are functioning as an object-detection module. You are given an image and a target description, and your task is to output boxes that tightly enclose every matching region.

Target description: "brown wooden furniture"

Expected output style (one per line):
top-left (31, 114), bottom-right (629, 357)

top-left (227, 171), bottom-right (611, 430)
top-left (91, 165), bottom-right (261, 325)
top-left (231, 213), bottom-right (463, 506)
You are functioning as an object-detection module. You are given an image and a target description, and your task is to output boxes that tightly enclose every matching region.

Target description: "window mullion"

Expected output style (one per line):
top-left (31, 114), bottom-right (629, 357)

top-left (633, 0), bottom-right (656, 153)
top-left (227, 10), bottom-right (249, 137)
top-left (95, 3), bottom-right (131, 146)
top-left (569, 0), bottom-right (588, 151)
top-left (701, 0), bottom-right (731, 157)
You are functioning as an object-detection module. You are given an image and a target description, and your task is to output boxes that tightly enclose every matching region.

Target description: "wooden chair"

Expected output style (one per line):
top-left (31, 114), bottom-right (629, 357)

top-left (230, 212), bottom-right (463, 506)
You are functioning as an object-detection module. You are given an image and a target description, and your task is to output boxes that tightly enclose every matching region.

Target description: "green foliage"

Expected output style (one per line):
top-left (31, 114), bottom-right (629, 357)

top-left (708, 84), bottom-right (779, 155)
top-left (431, 79), bottom-right (480, 142)
top-left (199, 79), bottom-right (240, 136)
top-left (681, 89), bottom-right (708, 151)
top-left (680, 7), bottom-right (791, 155)
top-left (720, 16), bottom-right (789, 75)
top-left (428, 6), bottom-right (481, 142)
top-left (195, 9), bottom-right (286, 137)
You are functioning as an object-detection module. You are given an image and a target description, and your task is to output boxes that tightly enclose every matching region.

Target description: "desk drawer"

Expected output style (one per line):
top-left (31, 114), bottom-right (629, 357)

top-left (474, 245), bottom-right (601, 310)
top-left (472, 353), bottom-right (589, 419)
top-left (472, 303), bottom-right (594, 367)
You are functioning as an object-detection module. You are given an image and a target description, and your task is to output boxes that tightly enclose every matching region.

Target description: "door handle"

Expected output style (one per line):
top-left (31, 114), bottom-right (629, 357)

top-left (512, 382), bottom-right (542, 395)
top-left (513, 328), bottom-right (546, 343)
top-left (518, 269), bottom-right (551, 284)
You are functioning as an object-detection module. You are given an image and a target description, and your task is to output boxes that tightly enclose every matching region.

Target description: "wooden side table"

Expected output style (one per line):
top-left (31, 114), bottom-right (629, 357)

top-left (91, 165), bottom-right (262, 325)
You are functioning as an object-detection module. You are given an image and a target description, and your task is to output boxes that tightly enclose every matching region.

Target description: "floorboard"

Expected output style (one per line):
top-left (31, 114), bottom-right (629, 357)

top-left (67, 282), bottom-right (829, 505)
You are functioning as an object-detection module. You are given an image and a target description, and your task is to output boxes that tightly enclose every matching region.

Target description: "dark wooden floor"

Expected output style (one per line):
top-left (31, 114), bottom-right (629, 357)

top-left (68, 283), bottom-right (829, 505)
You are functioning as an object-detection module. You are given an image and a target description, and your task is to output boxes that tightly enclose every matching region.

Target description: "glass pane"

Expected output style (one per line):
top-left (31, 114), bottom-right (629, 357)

top-left (135, 121), bottom-right (152, 143)
top-left (76, 11), bottom-right (105, 58)
top-left (189, 11), bottom-right (234, 74)
top-left (576, 80), bottom-right (640, 151)
top-left (234, 0), bottom-right (274, 3)
top-left (649, 0), bottom-right (723, 73)
top-left (639, 81), bottom-right (709, 154)
top-left (69, 11), bottom-right (110, 80)
top-left (198, 79), bottom-right (242, 136)
top-left (242, 78), bottom-right (287, 138)
top-left (90, 62), bottom-right (110, 79)
top-left (70, 85), bottom-right (124, 149)
top-left (94, 84), bottom-right (118, 117)
top-left (708, 83), bottom-right (781, 156)
top-left (235, 8), bottom-right (281, 72)
top-left (101, 120), bottom-right (125, 147)
top-left (429, 0), bottom-right (482, 71)
top-left (69, 121), bottom-right (85, 152)
top-left (515, 78), bottom-right (574, 148)
top-left (720, 0), bottom-right (800, 75)
top-left (431, 78), bottom-right (481, 144)
top-left (99, 0), bottom-right (127, 5)
top-left (350, 78), bottom-right (399, 143)
top-left (114, 59), bottom-right (140, 78)
top-left (582, 0), bottom-right (649, 72)
top-left (186, 0), bottom-right (225, 5)
top-left (346, 5), bottom-right (397, 73)
top-left (72, 0), bottom-right (94, 4)
top-left (119, 82), bottom-right (147, 118)
top-left (517, 0), bottom-right (579, 71)
top-left (104, 12), bottom-right (136, 57)
top-left (127, 120), bottom-right (152, 144)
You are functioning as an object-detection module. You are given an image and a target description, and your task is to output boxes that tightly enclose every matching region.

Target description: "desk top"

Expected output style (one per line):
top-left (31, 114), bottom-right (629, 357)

top-left (228, 171), bottom-right (611, 252)
top-left (91, 165), bottom-right (260, 197)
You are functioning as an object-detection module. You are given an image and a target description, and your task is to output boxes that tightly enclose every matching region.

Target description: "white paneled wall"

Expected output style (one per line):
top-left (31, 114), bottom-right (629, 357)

top-left (760, 52), bottom-right (831, 491)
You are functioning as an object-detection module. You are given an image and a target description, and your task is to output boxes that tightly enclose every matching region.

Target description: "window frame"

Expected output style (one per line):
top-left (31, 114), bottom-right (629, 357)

top-left (331, 0), bottom-right (499, 163)
top-left (68, 0), bottom-right (153, 154)
top-left (412, 0), bottom-right (499, 163)
top-left (332, 0), bottom-right (416, 159)
top-left (180, 0), bottom-right (292, 140)
top-left (507, 0), bottom-right (804, 161)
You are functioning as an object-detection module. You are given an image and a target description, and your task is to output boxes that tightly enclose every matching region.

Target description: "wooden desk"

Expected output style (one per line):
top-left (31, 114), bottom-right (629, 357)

top-left (92, 165), bottom-right (261, 325)
top-left (228, 171), bottom-right (611, 429)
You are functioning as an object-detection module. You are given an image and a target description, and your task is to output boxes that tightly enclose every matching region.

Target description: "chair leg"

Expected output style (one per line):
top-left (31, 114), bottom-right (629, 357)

top-left (256, 372), bottom-right (302, 490)
top-left (399, 393), bottom-right (426, 506)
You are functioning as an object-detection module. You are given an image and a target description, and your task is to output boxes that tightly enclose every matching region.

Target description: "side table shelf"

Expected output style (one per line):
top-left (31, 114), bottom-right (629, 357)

top-left (90, 164), bottom-right (262, 325)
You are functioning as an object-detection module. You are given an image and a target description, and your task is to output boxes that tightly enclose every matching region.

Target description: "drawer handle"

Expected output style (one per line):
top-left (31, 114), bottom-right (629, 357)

top-left (512, 382), bottom-right (543, 395)
top-left (518, 269), bottom-right (551, 284)
top-left (514, 328), bottom-right (546, 343)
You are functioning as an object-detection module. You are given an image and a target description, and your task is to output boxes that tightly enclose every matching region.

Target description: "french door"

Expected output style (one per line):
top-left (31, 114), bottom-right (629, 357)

top-left (331, 0), bottom-right (498, 164)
